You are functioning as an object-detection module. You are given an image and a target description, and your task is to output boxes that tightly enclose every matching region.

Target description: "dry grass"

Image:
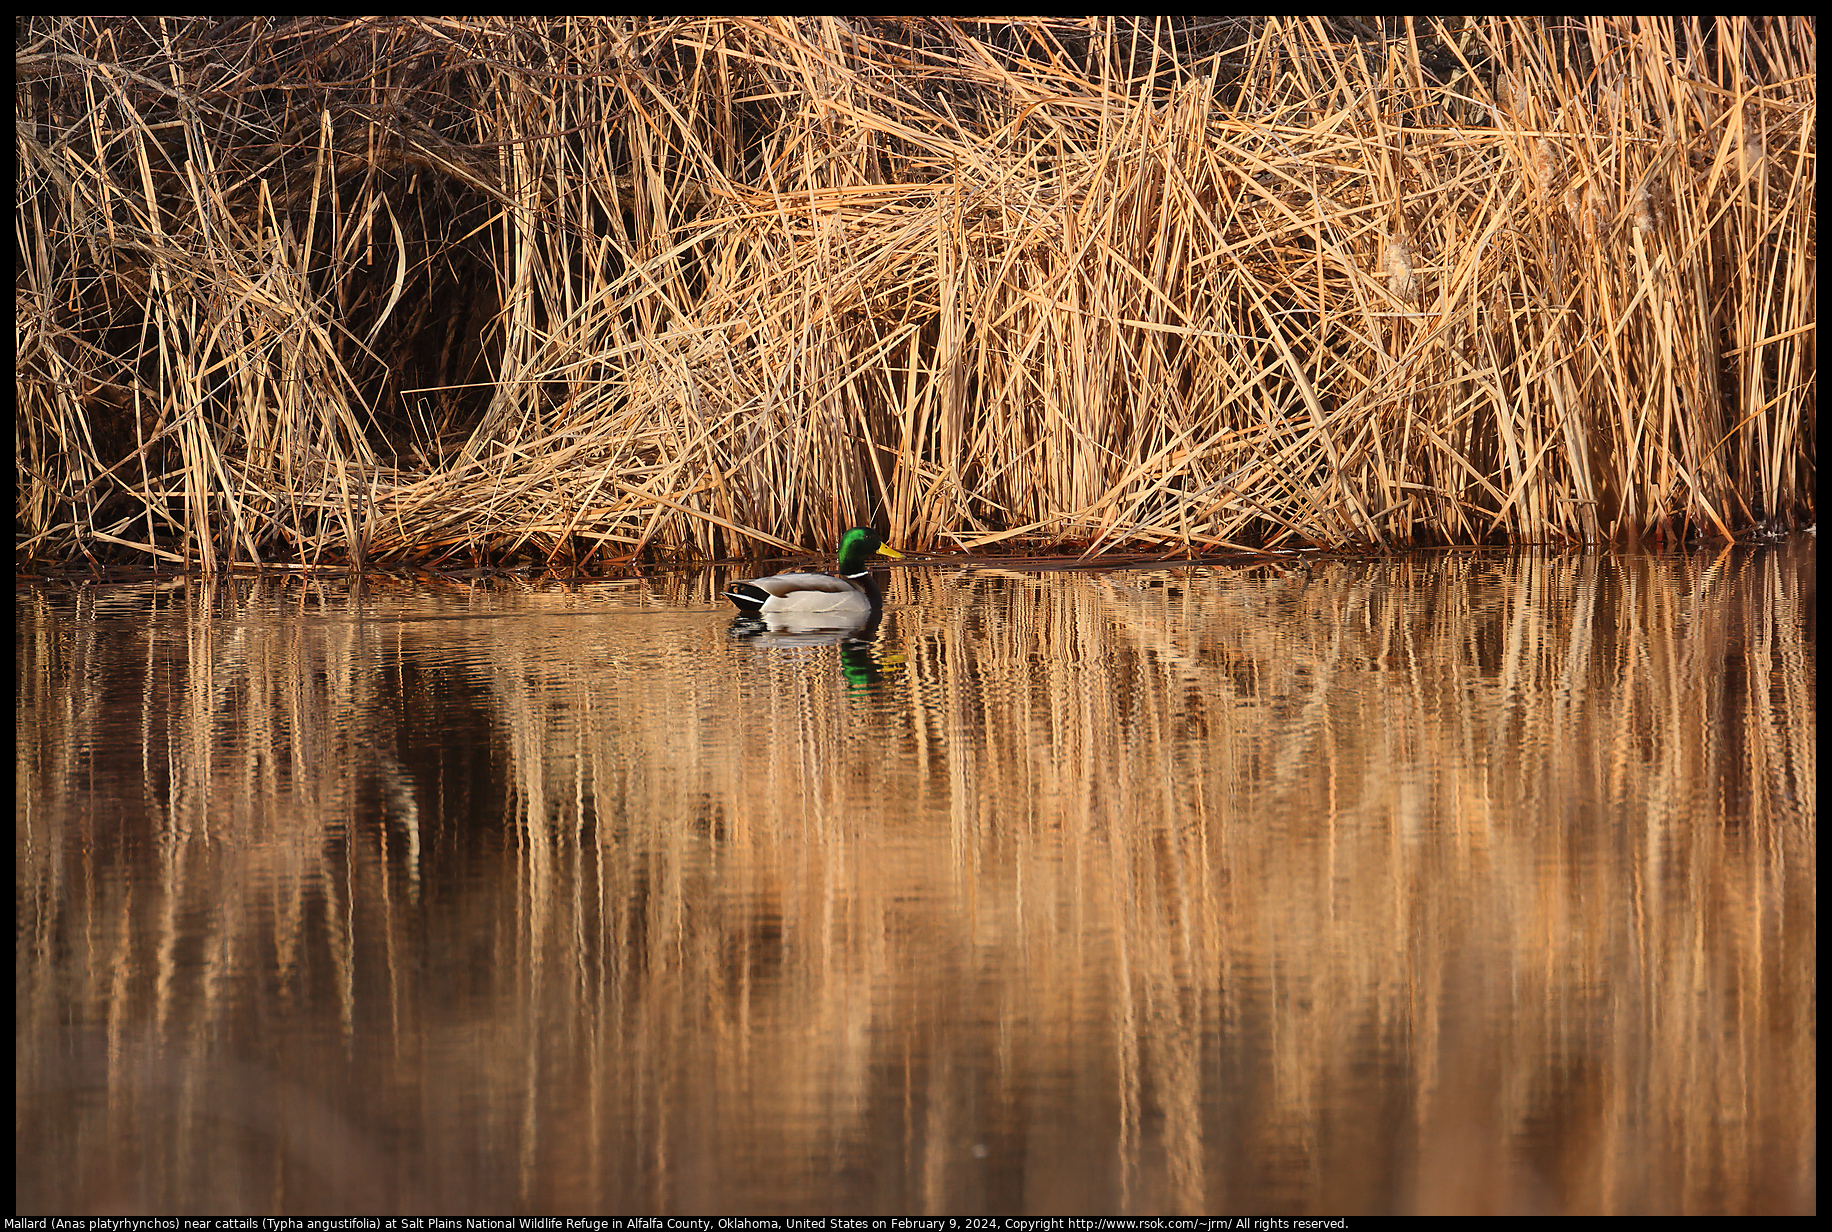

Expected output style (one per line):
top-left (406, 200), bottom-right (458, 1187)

top-left (15, 17), bottom-right (1816, 570)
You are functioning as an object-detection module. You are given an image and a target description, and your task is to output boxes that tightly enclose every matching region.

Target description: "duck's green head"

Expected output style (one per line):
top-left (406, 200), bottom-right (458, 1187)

top-left (836, 526), bottom-right (903, 573)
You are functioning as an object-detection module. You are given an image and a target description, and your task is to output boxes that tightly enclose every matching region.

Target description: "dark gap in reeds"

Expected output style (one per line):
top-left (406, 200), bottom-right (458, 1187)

top-left (16, 17), bottom-right (1815, 573)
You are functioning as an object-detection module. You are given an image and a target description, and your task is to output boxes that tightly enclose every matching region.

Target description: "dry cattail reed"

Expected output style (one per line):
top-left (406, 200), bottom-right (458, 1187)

top-left (15, 16), bottom-right (1815, 570)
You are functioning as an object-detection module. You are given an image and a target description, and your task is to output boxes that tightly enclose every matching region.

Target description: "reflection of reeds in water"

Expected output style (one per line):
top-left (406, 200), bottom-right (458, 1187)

top-left (15, 544), bottom-right (1816, 1213)
top-left (14, 18), bottom-right (1816, 569)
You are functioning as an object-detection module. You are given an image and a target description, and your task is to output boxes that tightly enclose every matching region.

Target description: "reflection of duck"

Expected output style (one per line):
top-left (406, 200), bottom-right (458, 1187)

top-left (727, 614), bottom-right (896, 695)
top-left (726, 615), bottom-right (879, 648)
top-left (723, 527), bottom-right (903, 630)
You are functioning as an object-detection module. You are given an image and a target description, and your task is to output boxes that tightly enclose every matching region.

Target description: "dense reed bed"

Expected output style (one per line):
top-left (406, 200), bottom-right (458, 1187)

top-left (16, 17), bottom-right (1815, 569)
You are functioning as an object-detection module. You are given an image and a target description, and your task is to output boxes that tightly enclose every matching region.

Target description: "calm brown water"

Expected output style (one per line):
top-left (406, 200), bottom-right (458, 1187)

top-left (16, 542), bottom-right (1816, 1215)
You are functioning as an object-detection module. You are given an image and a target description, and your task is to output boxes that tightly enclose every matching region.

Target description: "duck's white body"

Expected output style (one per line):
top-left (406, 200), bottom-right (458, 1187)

top-left (728, 570), bottom-right (876, 615)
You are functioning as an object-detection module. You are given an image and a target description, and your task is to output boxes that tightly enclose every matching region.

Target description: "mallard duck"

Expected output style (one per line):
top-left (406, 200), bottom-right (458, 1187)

top-left (724, 527), bottom-right (903, 624)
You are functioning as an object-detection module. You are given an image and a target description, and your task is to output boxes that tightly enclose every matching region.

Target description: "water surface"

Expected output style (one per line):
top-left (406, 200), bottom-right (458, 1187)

top-left (16, 542), bottom-right (1816, 1214)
